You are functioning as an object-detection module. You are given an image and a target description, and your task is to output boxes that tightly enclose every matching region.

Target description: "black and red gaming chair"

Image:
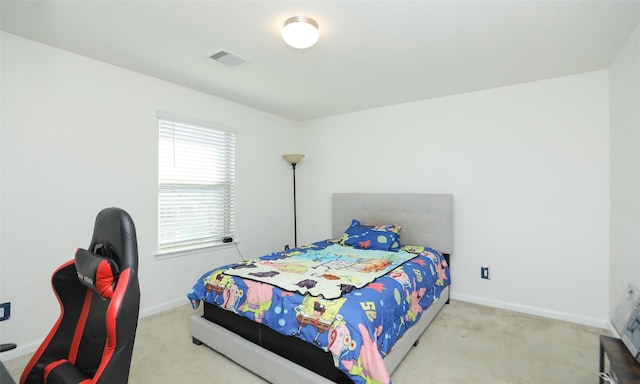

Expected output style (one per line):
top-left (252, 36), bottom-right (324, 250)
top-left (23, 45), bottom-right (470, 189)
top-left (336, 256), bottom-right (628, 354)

top-left (21, 208), bottom-right (140, 384)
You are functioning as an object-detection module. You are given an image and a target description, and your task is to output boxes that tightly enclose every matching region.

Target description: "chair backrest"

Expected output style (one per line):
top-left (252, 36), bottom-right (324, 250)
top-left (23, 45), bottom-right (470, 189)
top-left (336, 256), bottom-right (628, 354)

top-left (21, 208), bottom-right (140, 384)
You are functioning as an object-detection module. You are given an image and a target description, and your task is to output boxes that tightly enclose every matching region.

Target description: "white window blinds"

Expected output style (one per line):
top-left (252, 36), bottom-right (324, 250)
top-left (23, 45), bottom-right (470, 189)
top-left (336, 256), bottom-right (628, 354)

top-left (158, 115), bottom-right (236, 252)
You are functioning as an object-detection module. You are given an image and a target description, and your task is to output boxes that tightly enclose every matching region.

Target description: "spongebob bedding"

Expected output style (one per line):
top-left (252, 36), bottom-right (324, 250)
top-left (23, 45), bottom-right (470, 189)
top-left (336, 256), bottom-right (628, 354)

top-left (187, 239), bottom-right (450, 384)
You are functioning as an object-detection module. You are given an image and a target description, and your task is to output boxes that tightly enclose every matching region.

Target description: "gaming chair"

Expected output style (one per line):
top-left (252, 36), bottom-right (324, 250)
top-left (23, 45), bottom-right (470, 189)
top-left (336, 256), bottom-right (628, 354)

top-left (20, 208), bottom-right (140, 384)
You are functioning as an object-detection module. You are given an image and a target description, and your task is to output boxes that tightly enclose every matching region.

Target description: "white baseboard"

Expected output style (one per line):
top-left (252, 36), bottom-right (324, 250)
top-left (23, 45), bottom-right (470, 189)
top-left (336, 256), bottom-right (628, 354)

top-left (607, 321), bottom-right (620, 337)
top-left (451, 292), bottom-right (609, 329)
top-left (1, 298), bottom-right (191, 362)
top-left (0, 341), bottom-right (40, 362)
top-left (3, 294), bottom-right (608, 363)
top-left (138, 297), bottom-right (190, 318)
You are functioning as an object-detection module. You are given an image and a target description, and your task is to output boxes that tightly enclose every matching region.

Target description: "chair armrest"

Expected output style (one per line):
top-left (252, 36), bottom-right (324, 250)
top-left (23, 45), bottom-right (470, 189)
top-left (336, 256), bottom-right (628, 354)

top-left (0, 344), bottom-right (16, 353)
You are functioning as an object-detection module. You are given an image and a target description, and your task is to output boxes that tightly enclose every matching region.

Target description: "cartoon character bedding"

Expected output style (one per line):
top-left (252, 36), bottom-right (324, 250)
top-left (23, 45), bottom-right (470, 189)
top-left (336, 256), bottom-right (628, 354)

top-left (187, 221), bottom-right (450, 384)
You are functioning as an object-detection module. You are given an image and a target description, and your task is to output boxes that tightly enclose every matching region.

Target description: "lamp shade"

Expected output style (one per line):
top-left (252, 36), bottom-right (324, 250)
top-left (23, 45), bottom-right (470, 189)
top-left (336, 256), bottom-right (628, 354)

top-left (281, 16), bottom-right (319, 49)
top-left (283, 154), bottom-right (305, 165)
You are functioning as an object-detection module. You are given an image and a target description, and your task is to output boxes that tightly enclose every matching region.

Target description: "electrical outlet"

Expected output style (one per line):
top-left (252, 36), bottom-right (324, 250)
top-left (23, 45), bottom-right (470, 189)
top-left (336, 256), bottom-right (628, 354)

top-left (0, 302), bottom-right (10, 321)
top-left (481, 267), bottom-right (490, 280)
top-left (284, 244), bottom-right (290, 251)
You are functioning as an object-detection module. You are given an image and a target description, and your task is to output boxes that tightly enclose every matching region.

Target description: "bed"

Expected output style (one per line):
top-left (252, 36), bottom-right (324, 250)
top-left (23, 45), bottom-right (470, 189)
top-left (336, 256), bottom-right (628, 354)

top-left (188, 193), bottom-right (453, 383)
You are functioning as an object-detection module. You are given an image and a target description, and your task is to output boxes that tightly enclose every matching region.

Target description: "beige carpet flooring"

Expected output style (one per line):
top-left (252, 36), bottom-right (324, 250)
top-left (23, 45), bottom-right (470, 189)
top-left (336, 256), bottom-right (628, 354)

top-left (4, 300), bottom-right (605, 383)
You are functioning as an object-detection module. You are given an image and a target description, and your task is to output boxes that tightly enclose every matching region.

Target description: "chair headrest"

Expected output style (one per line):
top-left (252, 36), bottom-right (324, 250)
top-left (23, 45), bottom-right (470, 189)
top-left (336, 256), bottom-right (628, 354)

top-left (88, 208), bottom-right (138, 273)
top-left (75, 248), bottom-right (120, 299)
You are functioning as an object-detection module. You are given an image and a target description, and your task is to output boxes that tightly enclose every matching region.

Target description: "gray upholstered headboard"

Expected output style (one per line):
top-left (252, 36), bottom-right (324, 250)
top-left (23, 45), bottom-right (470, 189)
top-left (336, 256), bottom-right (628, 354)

top-left (332, 193), bottom-right (454, 255)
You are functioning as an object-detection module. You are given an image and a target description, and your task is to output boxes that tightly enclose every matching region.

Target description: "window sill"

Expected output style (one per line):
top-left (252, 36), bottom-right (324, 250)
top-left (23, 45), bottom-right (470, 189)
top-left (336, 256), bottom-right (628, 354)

top-left (154, 241), bottom-right (238, 260)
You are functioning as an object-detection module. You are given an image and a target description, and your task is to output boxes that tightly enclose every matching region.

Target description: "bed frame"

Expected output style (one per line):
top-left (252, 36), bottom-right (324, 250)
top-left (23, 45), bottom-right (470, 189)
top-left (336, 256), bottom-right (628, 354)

top-left (190, 193), bottom-right (453, 383)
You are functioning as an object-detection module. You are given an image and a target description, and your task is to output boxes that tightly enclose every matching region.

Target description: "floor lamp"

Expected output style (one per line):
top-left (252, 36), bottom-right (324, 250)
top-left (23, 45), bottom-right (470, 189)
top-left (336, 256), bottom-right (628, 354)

top-left (282, 154), bottom-right (304, 248)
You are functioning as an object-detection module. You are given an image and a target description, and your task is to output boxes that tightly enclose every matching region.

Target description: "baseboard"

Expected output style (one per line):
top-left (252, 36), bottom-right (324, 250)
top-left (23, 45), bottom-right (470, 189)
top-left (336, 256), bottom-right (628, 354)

top-left (1, 298), bottom-right (191, 362)
top-left (607, 321), bottom-right (620, 337)
top-left (0, 340), bottom-right (39, 362)
top-left (451, 292), bottom-right (609, 329)
top-left (138, 297), bottom-right (191, 318)
top-left (4, 293), bottom-right (607, 363)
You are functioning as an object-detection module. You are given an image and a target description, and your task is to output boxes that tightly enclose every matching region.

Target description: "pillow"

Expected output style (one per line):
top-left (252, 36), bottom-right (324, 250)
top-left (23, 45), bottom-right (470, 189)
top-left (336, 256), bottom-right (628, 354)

top-left (340, 219), bottom-right (401, 251)
top-left (75, 248), bottom-right (120, 299)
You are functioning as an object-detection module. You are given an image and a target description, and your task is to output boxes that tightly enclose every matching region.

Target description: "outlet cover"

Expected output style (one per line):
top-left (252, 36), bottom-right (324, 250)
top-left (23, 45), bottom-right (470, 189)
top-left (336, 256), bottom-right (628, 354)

top-left (0, 302), bottom-right (10, 321)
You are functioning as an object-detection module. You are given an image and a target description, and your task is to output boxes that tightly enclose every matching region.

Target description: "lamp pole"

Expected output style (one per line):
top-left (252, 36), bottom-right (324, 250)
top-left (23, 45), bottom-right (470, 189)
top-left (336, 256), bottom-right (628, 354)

top-left (291, 162), bottom-right (298, 248)
top-left (282, 154), bottom-right (304, 249)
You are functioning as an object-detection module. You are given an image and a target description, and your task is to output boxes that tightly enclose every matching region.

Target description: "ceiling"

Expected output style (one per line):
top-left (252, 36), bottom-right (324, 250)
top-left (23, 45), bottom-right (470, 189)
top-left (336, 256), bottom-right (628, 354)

top-left (2, 1), bottom-right (640, 121)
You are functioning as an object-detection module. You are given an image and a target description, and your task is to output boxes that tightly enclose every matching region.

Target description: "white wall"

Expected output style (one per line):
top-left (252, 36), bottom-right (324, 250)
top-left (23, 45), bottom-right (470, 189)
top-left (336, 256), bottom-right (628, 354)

top-left (609, 22), bottom-right (640, 314)
top-left (0, 32), bottom-right (299, 359)
top-left (0, 28), bottom-right (621, 361)
top-left (298, 71), bottom-right (610, 327)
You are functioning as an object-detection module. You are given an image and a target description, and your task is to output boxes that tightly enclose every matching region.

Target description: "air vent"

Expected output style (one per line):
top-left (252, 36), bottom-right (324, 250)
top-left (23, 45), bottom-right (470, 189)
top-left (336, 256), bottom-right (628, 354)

top-left (209, 50), bottom-right (249, 68)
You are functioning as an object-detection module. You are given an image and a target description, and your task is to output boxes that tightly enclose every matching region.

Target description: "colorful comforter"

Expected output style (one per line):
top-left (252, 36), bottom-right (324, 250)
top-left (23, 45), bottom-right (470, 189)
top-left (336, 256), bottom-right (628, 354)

top-left (187, 240), bottom-right (450, 384)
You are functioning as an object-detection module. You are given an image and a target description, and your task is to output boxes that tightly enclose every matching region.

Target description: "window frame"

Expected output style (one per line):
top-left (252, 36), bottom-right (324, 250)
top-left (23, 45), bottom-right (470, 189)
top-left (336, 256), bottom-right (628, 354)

top-left (156, 112), bottom-right (237, 255)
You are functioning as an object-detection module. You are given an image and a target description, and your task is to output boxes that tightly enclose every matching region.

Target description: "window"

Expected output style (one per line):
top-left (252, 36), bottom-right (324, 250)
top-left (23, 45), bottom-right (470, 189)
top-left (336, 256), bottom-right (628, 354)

top-left (157, 113), bottom-right (236, 253)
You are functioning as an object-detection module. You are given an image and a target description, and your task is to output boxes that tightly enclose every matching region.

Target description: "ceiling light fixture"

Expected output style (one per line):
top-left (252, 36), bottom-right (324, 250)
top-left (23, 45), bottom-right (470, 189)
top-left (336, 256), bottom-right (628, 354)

top-left (281, 16), bottom-right (319, 49)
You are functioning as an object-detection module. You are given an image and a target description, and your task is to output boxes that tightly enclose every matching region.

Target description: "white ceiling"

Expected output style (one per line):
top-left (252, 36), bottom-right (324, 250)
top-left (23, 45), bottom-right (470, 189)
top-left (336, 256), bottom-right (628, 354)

top-left (2, 1), bottom-right (640, 121)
